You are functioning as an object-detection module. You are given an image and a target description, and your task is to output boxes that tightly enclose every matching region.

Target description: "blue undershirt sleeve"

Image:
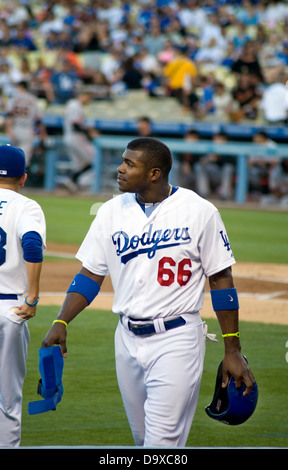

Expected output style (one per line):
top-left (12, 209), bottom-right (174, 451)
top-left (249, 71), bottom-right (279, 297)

top-left (22, 231), bottom-right (44, 262)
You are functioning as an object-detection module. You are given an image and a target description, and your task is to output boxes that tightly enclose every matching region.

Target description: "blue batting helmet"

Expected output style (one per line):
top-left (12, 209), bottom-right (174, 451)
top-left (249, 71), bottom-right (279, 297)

top-left (205, 356), bottom-right (258, 425)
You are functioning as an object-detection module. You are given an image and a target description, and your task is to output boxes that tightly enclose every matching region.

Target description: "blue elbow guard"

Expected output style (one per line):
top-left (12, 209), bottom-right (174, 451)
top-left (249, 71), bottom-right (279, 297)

top-left (210, 288), bottom-right (239, 311)
top-left (67, 273), bottom-right (100, 304)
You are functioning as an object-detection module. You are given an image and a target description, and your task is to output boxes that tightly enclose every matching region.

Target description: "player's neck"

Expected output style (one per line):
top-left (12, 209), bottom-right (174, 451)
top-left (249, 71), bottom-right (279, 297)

top-left (136, 183), bottom-right (172, 204)
top-left (0, 181), bottom-right (21, 192)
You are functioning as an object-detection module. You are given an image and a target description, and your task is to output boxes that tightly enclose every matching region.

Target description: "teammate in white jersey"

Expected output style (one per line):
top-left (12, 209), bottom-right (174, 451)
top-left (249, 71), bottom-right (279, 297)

top-left (5, 81), bottom-right (45, 167)
top-left (42, 137), bottom-right (255, 447)
top-left (63, 90), bottom-right (97, 191)
top-left (0, 145), bottom-right (46, 447)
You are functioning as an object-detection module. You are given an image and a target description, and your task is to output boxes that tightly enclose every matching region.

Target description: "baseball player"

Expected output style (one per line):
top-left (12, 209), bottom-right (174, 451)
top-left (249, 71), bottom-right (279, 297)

top-left (0, 145), bottom-right (46, 447)
top-left (42, 137), bottom-right (255, 447)
top-left (63, 90), bottom-right (98, 191)
top-left (5, 81), bottom-right (45, 167)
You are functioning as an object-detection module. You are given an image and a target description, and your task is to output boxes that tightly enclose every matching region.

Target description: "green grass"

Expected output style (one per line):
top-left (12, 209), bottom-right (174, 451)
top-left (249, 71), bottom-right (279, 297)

top-left (29, 194), bottom-right (98, 245)
top-left (25, 193), bottom-right (288, 263)
top-left (219, 208), bottom-right (288, 264)
top-left (21, 307), bottom-right (288, 448)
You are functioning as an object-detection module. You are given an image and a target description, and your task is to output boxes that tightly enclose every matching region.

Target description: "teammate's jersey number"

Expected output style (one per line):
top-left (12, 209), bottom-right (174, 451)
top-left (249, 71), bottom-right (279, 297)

top-left (0, 227), bottom-right (6, 266)
top-left (157, 256), bottom-right (192, 286)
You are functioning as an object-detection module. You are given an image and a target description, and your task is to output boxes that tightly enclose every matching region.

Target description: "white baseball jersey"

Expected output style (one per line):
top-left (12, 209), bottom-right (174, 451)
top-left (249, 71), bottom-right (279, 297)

top-left (63, 98), bottom-right (86, 136)
top-left (6, 90), bottom-right (42, 164)
top-left (6, 90), bottom-right (42, 130)
top-left (76, 187), bottom-right (235, 320)
top-left (0, 188), bottom-right (46, 294)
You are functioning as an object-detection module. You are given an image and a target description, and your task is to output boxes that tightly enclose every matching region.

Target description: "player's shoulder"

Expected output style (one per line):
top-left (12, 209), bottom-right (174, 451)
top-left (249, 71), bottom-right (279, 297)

top-left (9, 190), bottom-right (43, 212)
top-left (173, 187), bottom-right (218, 212)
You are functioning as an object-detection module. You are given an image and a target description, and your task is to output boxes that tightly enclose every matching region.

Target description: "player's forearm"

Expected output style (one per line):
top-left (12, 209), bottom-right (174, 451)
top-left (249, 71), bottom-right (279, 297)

top-left (209, 267), bottom-right (241, 352)
top-left (56, 292), bottom-right (89, 325)
top-left (25, 261), bottom-right (42, 303)
top-left (215, 309), bottom-right (241, 353)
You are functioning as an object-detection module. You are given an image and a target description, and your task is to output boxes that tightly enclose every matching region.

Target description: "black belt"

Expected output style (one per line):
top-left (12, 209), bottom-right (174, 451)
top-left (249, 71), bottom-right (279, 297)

top-left (128, 316), bottom-right (186, 336)
top-left (0, 294), bottom-right (18, 300)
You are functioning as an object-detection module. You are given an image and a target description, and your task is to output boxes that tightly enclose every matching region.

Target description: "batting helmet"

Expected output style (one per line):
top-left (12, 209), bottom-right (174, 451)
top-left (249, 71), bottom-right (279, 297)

top-left (205, 356), bottom-right (258, 425)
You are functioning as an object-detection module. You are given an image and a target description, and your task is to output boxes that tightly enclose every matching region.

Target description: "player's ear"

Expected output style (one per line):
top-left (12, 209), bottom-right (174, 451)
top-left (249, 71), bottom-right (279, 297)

top-left (19, 172), bottom-right (28, 187)
top-left (150, 167), bottom-right (161, 182)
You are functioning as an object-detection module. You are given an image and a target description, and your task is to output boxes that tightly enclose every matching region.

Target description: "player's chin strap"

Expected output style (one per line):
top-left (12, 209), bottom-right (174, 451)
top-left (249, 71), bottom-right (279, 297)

top-left (28, 346), bottom-right (64, 415)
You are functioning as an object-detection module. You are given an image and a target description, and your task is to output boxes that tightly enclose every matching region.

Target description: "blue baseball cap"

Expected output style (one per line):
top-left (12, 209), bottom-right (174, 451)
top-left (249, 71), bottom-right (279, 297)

top-left (0, 145), bottom-right (26, 177)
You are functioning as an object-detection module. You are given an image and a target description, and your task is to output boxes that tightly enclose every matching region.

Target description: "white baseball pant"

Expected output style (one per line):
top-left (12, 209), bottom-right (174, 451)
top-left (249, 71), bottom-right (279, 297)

top-left (115, 313), bottom-right (206, 447)
top-left (0, 296), bottom-right (29, 447)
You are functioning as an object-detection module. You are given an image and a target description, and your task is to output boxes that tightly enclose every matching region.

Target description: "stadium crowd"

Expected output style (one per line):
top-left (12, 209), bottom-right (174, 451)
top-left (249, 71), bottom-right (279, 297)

top-left (0, 0), bottom-right (288, 205)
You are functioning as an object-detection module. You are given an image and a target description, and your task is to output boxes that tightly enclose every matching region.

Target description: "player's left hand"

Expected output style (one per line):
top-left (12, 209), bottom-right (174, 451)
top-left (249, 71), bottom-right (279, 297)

top-left (221, 351), bottom-right (255, 396)
top-left (11, 304), bottom-right (37, 321)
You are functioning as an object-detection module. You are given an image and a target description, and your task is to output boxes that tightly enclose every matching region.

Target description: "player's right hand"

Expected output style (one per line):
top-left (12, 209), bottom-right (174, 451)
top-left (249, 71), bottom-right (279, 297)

top-left (42, 324), bottom-right (68, 358)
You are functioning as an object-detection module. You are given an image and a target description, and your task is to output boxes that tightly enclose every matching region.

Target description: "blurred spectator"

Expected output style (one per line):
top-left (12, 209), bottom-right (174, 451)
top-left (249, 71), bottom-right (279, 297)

top-left (231, 21), bottom-right (251, 51)
top-left (195, 74), bottom-right (215, 119)
top-left (200, 13), bottom-right (224, 49)
top-left (53, 30), bottom-right (74, 51)
top-left (136, 47), bottom-right (161, 77)
top-left (143, 22), bottom-right (167, 56)
top-left (30, 58), bottom-right (53, 101)
top-left (48, 58), bottom-right (82, 104)
top-left (262, 158), bottom-right (288, 207)
top-left (163, 44), bottom-right (198, 109)
top-left (0, 61), bottom-right (20, 97)
top-left (248, 131), bottom-right (277, 197)
top-left (212, 81), bottom-right (234, 121)
top-left (10, 24), bottom-right (38, 51)
top-left (193, 37), bottom-right (224, 68)
top-left (221, 40), bottom-right (238, 67)
top-left (73, 20), bottom-right (101, 53)
top-left (120, 56), bottom-right (143, 90)
top-left (194, 131), bottom-right (235, 200)
top-left (231, 40), bottom-right (264, 84)
top-left (137, 116), bottom-right (153, 137)
top-left (45, 30), bottom-right (62, 50)
top-left (100, 47), bottom-right (124, 86)
top-left (176, 0), bottom-right (207, 31)
top-left (0, 22), bottom-right (12, 48)
top-left (231, 72), bottom-right (261, 121)
top-left (18, 57), bottom-right (33, 83)
top-left (178, 128), bottom-right (201, 190)
top-left (260, 71), bottom-right (288, 125)
top-left (157, 39), bottom-right (175, 64)
top-left (259, 31), bottom-right (283, 70)
top-left (3, 1), bottom-right (31, 27)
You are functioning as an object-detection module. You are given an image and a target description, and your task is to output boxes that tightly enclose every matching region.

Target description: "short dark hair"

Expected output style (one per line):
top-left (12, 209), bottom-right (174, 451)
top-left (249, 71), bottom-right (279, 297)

top-left (127, 137), bottom-right (172, 177)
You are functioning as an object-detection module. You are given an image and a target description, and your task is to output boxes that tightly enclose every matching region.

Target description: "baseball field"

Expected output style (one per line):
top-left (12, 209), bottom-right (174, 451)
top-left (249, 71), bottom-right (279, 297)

top-left (20, 192), bottom-right (288, 448)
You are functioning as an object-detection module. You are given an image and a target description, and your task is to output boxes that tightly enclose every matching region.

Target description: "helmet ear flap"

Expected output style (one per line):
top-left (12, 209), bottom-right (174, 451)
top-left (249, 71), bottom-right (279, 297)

top-left (206, 361), bottom-right (229, 415)
top-left (205, 356), bottom-right (258, 425)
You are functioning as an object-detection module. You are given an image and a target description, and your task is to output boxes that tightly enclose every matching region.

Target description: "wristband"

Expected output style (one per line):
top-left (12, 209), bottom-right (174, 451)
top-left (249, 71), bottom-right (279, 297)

top-left (210, 288), bottom-right (239, 311)
top-left (53, 319), bottom-right (68, 328)
top-left (222, 332), bottom-right (240, 338)
top-left (67, 273), bottom-right (100, 305)
top-left (25, 295), bottom-right (40, 306)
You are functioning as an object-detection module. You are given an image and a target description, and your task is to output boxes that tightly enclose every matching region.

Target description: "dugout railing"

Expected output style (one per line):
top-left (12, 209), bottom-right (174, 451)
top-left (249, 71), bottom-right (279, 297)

top-left (1, 133), bottom-right (288, 204)
top-left (90, 136), bottom-right (288, 203)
